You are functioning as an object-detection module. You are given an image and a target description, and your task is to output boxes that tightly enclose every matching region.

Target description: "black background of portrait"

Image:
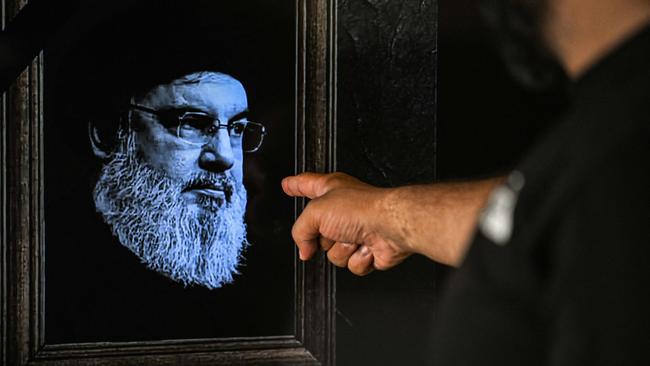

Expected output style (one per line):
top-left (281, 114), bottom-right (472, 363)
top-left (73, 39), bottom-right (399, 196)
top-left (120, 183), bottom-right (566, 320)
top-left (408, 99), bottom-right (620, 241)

top-left (43, 0), bottom-right (296, 343)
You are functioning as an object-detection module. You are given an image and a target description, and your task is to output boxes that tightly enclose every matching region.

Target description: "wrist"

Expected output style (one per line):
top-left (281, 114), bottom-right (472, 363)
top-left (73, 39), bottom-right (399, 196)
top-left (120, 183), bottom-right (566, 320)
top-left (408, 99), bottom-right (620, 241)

top-left (376, 186), bottom-right (423, 256)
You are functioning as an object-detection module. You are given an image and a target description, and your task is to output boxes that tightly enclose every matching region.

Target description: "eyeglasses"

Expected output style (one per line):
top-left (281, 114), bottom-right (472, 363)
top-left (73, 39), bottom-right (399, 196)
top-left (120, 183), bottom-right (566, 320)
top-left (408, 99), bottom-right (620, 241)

top-left (129, 104), bottom-right (266, 153)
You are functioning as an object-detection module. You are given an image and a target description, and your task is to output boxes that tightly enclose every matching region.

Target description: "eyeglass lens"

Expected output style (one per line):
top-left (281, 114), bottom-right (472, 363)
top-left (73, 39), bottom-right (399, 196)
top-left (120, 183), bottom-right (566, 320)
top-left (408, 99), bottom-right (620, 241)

top-left (177, 113), bottom-right (265, 152)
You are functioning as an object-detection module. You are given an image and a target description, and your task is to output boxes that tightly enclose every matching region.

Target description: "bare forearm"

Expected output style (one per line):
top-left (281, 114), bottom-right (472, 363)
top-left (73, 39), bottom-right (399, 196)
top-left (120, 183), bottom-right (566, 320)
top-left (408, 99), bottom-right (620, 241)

top-left (380, 177), bottom-right (505, 267)
top-left (283, 172), bottom-right (505, 273)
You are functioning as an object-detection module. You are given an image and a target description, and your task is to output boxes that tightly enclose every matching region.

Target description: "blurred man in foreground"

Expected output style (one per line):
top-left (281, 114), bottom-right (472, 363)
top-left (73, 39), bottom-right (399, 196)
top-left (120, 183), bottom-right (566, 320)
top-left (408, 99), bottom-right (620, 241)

top-left (284, 0), bottom-right (650, 363)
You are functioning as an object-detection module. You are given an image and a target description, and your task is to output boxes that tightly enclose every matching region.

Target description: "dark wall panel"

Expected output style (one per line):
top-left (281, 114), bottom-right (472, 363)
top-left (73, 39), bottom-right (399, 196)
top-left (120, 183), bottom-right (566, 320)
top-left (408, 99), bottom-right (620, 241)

top-left (337, 0), bottom-right (437, 186)
top-left (336, 0), bottom-right (438, 365)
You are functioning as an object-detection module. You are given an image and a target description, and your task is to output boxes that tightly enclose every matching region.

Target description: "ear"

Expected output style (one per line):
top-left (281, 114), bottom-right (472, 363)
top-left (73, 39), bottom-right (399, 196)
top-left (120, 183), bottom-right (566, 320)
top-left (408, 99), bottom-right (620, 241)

top-left (88, 121), bottom-right (111, 160)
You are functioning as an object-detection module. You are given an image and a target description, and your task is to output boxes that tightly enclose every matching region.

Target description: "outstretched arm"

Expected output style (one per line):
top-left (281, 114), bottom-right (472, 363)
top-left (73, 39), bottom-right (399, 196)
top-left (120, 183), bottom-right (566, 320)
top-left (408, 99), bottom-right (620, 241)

top-left (282, 172), bottom-right (504, 274)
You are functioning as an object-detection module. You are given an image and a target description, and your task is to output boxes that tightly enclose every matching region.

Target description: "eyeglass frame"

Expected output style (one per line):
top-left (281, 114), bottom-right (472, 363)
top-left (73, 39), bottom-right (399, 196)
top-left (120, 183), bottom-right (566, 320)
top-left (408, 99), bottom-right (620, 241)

top-left (128, 103), bottom-right (267, 153)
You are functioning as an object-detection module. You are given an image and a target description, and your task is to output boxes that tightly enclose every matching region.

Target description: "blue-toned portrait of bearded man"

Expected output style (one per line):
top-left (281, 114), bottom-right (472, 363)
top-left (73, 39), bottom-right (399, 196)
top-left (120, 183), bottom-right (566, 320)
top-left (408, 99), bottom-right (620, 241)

top-left (44, 0), bottom-right (295, 344)
top-left (90, 71), bottom-right (264, 289)
top-left (46, 0), bottom-right (278, 290)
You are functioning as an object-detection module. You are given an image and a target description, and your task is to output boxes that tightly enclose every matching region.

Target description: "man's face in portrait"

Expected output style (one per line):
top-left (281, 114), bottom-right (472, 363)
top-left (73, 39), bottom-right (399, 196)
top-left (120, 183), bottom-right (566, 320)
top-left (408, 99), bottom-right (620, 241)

top-left (92, 71), bottom-right (255, 289)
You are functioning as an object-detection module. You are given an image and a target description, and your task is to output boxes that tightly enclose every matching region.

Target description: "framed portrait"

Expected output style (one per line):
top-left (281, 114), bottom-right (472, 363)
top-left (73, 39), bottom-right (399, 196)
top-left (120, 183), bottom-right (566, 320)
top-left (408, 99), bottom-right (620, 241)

top-left (1, 0), bottom-right (336, 364)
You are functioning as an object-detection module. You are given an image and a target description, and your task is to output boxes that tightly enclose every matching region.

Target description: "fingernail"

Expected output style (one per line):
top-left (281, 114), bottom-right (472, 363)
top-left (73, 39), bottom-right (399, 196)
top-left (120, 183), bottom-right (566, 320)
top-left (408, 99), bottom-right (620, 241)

top-left (360, 246), bottom-right (370, 256)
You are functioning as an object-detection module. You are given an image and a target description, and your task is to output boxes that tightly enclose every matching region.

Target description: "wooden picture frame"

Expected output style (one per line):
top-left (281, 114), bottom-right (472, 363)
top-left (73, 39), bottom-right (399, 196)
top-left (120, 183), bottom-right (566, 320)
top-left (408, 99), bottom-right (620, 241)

top-left (1, 0), bottom-right (337, 364)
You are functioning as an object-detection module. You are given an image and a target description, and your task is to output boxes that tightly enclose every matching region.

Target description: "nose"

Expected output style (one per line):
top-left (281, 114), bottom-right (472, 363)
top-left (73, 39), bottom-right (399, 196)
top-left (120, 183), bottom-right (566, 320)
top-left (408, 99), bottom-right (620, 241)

top-left (198, 129), bottom-right (235, 172)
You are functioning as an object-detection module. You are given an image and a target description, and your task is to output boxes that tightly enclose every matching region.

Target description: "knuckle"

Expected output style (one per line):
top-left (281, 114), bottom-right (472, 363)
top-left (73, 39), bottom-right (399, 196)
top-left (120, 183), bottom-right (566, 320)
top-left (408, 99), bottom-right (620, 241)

top-left (352, 266), bottom-right (372, 276)
top-left (321, 172), bottom-right (346, 190)
top-left (328, 253), bottom-right (347, 268)
top-left (306, 196), bottom-right (323, 212)
top-left (373, 262), bottom-right (390, 271)
top-left (348, 258), bottom-right (370, 276)
top-left (349, 265), bottom-right (364, 276)
top-left (320, 238), bottom-right (333, 251)
top-left (373, 254), bottom-right (392, 271)
top-left (320, 175), bottom-right (337, 191)
top-left (291, 218), bottom-right (306, 240)
top-left (290, 223), bottom-right (298, 237)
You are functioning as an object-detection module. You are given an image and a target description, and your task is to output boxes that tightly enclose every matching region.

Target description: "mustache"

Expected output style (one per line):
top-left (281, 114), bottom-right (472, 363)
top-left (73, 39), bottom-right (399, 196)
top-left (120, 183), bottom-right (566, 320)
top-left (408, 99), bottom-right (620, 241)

top-left (182, 172), bottom-right (236, 197)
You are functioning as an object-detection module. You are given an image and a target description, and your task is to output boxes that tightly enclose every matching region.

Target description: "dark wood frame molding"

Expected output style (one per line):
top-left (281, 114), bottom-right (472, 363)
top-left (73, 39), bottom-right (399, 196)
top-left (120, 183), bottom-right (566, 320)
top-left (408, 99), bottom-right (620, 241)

top-left (1, 0), bottom-right (337, 364)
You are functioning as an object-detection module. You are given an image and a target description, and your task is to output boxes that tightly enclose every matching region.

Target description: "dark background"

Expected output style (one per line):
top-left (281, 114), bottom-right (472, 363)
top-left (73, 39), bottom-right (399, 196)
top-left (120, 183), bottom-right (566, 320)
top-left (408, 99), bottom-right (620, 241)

top-left (335, 0), bottom-right (554, 364)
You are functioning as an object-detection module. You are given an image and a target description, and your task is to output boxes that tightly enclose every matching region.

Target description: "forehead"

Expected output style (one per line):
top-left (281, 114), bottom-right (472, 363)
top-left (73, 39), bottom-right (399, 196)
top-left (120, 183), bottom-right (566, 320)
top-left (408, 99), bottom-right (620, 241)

top-left (137, 72), bottom-right (248, 117)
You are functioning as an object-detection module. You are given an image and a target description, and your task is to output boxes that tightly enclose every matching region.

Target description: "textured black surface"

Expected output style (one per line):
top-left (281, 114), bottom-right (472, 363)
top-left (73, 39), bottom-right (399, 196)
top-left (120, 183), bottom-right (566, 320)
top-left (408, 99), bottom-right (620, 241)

top-left (338, 0), bottom-right (437, 187)
top-left (336, 0), bottom-right (439, 365)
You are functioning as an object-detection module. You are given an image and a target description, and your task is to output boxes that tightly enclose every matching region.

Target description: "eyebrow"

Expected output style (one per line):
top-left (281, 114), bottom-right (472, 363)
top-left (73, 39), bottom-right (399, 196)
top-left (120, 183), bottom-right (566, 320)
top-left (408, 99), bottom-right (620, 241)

top-left (160, 106), bottom-right (250, 123)
top-left (228, 110), bottom-right (249, 123)
top-left (161, 106), bottom-right (209, 114)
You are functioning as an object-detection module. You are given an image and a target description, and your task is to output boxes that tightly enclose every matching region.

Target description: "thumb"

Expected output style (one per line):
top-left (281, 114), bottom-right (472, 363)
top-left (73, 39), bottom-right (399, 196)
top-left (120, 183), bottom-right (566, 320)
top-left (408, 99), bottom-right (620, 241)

top-left (281, 172), bottom-right (336, 199)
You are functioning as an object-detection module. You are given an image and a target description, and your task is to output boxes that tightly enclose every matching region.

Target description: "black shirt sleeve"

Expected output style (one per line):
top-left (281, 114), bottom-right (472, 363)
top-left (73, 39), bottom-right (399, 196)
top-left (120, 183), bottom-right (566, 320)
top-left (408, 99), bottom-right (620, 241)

top-left (431, 133), bottom-right (650, 366)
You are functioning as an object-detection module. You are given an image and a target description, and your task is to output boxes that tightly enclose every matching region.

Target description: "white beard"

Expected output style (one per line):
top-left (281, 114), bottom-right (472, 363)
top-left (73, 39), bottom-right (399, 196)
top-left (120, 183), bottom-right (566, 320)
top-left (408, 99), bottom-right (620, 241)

top-left (93, 131), bottom-right (248, 289)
